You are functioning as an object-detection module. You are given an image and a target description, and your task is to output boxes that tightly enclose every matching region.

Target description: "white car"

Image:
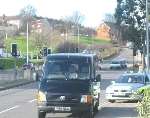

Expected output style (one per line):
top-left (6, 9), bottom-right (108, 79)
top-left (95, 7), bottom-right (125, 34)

top-left (105, 72), bottom-right (150, 103)
top-left (110, 59), bottom-right (127, 69)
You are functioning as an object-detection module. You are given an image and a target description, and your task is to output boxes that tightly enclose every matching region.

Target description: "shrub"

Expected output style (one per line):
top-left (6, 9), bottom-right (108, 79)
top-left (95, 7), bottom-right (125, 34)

top-left (0, 58), bottom-right (25, 69)
top-left (137, 86), bottom-right (150, 118)
top-left (55, 41), bottom-right (86, 53)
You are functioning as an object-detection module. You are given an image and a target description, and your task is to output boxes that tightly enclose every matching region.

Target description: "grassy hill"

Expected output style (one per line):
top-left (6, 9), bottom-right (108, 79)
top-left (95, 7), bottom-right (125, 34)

top-left (4, 35), bottom-right (111, 55)
top-left (76, 36), bottom-right (110, 45)
top-left (5, 36), bottom-right (37, 55)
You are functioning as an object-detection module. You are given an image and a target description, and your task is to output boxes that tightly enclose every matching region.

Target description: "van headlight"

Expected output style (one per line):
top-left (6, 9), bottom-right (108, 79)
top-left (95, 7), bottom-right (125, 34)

top-left (37, 91), bottom-right (46, 103)
top-left (80, 95), bottom-right (93, 104)
top-left (131, 89), bottom-right (137, 94)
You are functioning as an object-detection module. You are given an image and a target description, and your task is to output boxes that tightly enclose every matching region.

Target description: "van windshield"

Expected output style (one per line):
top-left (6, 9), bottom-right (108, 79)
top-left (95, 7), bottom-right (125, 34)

top-left (43, 59), bottom-right (91, 80)
top-left (116, 75), bottom-right (144, 84)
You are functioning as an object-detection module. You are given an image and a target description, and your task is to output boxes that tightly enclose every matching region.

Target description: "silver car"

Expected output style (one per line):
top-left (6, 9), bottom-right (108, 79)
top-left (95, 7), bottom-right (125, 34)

top-left (105, 72), bottom-right (149, 103)
top-left (110, 59), bottom-right (127, 69)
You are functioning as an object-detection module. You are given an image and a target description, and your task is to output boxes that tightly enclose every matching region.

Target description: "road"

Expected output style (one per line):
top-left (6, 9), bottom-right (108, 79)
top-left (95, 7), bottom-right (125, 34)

top-left (0, 48), bottom-right (139, 118)
top-left (0, 71), bottom-right (138, 118)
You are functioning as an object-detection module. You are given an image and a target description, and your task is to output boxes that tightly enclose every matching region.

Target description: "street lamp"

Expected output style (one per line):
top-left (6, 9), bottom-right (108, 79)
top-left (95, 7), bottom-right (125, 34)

top-left (72, 25), bottom-right (80, 52)
top-left (146, 0), bottom-right (149, 72)
top-left (26, 22), bottom-right (29, 65)
top-left (77, 25), bottom-right (79, 52)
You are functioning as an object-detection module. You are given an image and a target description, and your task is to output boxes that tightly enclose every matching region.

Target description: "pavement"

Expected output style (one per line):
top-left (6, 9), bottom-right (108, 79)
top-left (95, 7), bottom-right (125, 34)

top-left (0, 79), bottom-right (35, 91)
top-left (0, 48), bottom-right (120, 91)
top-left (0, 68), bottom-right (36, 91)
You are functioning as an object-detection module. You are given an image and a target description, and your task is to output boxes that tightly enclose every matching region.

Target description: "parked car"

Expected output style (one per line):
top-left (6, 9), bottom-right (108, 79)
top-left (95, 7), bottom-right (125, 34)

top-left (105, 72), bottom-right (150, 103)
top-left (37, 53), bottom-right (101, 118)
top-left (110, 59), bottom-right (127, 69)
top-left (22, 63), bottom-right (35, 70)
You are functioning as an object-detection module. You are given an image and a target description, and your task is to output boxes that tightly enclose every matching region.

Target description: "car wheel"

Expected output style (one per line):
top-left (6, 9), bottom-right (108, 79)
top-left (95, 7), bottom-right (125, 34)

top-left (94, 102), bottom-right (99, 113)
top-left (94, 94), bottom-right (100, 113)
top-left (38, 111), bottom-right (46, 118)
top-left (108, 100), bottom-right (115, 103)
top-left (82, 106), bottom-right (94, 118)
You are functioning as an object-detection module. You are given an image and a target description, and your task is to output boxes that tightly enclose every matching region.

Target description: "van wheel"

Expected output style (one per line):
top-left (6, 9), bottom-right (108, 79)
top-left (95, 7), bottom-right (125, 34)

top-left (108, 100), bottom-right (115, 103)
top-left (38, 111), bottom-right (46, 118)
top-left (82, 107), bottom-right (94, 118)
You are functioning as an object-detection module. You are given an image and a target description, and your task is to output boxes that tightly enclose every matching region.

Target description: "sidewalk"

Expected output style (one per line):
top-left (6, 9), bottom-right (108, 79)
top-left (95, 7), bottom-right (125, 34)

top-left (0, 79), bottom-right (35, 91)
top-left (0, 49), bottom-right (120, 91)
top-left (0, 69), bottom-right (35, 91)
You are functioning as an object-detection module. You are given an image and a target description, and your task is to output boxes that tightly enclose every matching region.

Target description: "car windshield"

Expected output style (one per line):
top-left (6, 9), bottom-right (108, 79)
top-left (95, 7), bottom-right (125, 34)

top-left (111, 61), bottom-right (120, 64)
top-left (116, 75), bottom-right (144, 84)
top-left (43, 59), bottom-right (91, 80)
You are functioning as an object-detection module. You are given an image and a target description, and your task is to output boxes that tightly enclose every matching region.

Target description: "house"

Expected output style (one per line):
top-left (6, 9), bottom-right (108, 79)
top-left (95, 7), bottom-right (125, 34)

top-left (96, 23), bottom-right (111, 40)
top-left (0, 15), bottom-right (21, 30)
top-left (31, 18), bottom-right (51, 33)
top-left (7, 16), bottom-right (21, 29)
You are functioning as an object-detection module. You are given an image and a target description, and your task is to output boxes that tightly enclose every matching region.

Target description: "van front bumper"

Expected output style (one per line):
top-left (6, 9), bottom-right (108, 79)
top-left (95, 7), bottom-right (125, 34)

top-left (105, 93), bottom-right (142, 101)
top-left (38, 102), bottom-right (91, 113)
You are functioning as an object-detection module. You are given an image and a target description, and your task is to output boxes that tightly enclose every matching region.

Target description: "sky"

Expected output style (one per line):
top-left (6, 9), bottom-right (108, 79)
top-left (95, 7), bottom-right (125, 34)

top-left (0, 0), bottom-right (117, 27)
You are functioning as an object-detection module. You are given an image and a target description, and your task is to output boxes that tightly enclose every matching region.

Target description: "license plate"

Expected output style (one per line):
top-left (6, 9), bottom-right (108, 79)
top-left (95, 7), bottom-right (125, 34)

top-left (114, 92), bottom-right (126, 96)
top-left (54, 107), bottom-right (71, 111)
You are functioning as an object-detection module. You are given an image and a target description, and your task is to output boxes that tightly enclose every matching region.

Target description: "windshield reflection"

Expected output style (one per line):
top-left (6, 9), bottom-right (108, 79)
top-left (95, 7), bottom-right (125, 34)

top-left (43, 60), bottom-right (91, 80)
top-left (116, 75), bottom-right (144, 84)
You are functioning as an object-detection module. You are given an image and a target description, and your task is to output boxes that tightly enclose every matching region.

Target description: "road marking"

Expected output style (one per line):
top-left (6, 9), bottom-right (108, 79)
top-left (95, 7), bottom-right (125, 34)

top-left (0, 105), bottom-right (19, 114)
top-left (28, 99), bottom-right (37, 103)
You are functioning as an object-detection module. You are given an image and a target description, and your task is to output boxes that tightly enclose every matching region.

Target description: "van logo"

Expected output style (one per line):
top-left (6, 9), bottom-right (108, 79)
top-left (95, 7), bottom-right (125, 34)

top-left (60, 96), bottom-right (65, 101)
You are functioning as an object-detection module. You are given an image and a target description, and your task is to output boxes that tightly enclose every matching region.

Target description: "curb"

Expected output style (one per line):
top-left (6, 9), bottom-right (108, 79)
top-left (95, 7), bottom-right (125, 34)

top-left (0, 80), bottom-right (35, 91)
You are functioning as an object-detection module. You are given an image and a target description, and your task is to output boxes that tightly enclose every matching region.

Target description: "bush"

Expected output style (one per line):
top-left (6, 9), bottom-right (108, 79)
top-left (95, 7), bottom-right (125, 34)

top-left (55, 41), bottom-right (86, 53)
top-left (0, 58), bottom-right (25, 69)
top-left (137, 86), bottom-right (150, 118)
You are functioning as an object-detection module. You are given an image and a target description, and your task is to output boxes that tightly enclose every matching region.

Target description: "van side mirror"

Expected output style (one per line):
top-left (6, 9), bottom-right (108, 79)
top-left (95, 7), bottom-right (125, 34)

top-left (111, 81), bottom-right (115, 84)
top-left (95, 74), bottom-right (101, 82)
top-left (32, 71), bottom-right (43, 81)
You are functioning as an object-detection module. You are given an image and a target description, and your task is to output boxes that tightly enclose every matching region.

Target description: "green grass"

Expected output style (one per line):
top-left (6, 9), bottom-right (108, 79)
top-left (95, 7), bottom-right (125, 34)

top-left (4, 36), bottom-right (37, 55)
top-left (4, 35), bottom-right (111, 56)
top-left (73, 36), bottom-right (111, 45)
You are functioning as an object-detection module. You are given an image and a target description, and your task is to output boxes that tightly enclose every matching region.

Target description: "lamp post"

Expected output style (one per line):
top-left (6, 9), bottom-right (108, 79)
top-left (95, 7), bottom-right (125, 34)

top-left (72, 25), bottom-right (80, 52)
top-left (146, 0), bottom-right (149, 72)
top-left (77, 25), bottom-right (79, 52)
top-left (26, 22), bottom-right (29, 65)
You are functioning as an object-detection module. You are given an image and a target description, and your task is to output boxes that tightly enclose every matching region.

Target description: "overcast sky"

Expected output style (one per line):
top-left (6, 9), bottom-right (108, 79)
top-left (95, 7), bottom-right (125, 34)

top-left (0, 0), bottom-right (117, 27)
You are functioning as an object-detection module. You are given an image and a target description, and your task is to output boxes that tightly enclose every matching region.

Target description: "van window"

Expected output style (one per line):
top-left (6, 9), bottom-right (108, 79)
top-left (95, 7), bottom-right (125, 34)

top-left (44, 59), bottom-right (91, 80)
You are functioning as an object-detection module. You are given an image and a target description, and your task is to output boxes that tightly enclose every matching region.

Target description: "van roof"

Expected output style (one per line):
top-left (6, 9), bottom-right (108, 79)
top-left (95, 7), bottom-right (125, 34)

top-left (46, 53), bottom-right (96, 59)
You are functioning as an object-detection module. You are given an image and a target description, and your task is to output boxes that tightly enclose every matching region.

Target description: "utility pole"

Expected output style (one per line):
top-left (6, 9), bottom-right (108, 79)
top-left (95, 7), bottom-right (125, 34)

top-left (146, 0), bottom-right (149, 72)
top-left (26, 22), bottom-right (29, 65)
top-left (77, 25), bottom-right (79, 52)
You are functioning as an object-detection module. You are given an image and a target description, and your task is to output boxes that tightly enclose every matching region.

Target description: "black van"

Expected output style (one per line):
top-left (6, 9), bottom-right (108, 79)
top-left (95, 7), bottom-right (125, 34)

top-left (37, 53), bottom-right (101, 118)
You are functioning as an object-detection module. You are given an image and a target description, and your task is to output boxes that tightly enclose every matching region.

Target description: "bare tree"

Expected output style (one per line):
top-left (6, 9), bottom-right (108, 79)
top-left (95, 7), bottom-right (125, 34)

top-left (65, 11), bottom-right (85, 25)
top-left (19, 5), bottom-right (37, 33)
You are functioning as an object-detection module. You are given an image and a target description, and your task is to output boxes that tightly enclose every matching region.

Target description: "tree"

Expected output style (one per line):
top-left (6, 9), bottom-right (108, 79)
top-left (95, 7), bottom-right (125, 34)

top-left (115, 0), bottom-right (146, 49)
top-left (66, 11), bottom-right (85, 25)
top-left (64, 11), bottom-right (85, 36)
top-left (19, 5), bottom-right (37, 33)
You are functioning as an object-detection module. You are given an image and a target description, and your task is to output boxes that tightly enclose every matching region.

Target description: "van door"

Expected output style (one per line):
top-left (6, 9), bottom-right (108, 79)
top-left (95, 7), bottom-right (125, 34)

top-left (92, 56), bottom-right (101, 106)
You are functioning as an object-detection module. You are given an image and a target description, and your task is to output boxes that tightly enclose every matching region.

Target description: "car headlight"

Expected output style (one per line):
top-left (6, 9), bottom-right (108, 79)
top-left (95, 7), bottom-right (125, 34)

top-left (80, 95), bottom-right (93, 104)
top-left (106, 87), bottom-right (113, 93)
top-left (131, 89), bottom-right (137, 94)
top-left (37, 91), bottom-right (46, 103)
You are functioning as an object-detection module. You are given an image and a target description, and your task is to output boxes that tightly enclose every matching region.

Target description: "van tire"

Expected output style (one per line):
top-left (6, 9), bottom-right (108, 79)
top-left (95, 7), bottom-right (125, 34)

top-left (82, 106), bottom-right (94, 118)
top-left (38, 111), bottom-right (46, 118)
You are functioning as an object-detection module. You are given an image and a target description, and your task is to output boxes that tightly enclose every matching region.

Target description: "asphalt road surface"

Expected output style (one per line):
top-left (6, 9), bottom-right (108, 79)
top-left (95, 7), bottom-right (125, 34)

top-left (0, 70), bottom-right (138, 118)
top-left (0, 48), bottom-right (139, 118)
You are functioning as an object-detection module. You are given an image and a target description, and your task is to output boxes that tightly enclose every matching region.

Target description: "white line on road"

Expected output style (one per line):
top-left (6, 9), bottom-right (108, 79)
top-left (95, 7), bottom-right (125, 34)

top-left (0, 105), bottom-right (19, 114)
top-left (28, 99), bottom-right (37, 103)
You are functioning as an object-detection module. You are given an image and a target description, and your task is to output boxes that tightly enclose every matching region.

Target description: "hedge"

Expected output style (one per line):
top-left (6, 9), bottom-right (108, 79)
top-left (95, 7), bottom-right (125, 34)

top-left (0, 58), bottom-right (25, 69)
top-left (137, 86), bottom-right (150, 118)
